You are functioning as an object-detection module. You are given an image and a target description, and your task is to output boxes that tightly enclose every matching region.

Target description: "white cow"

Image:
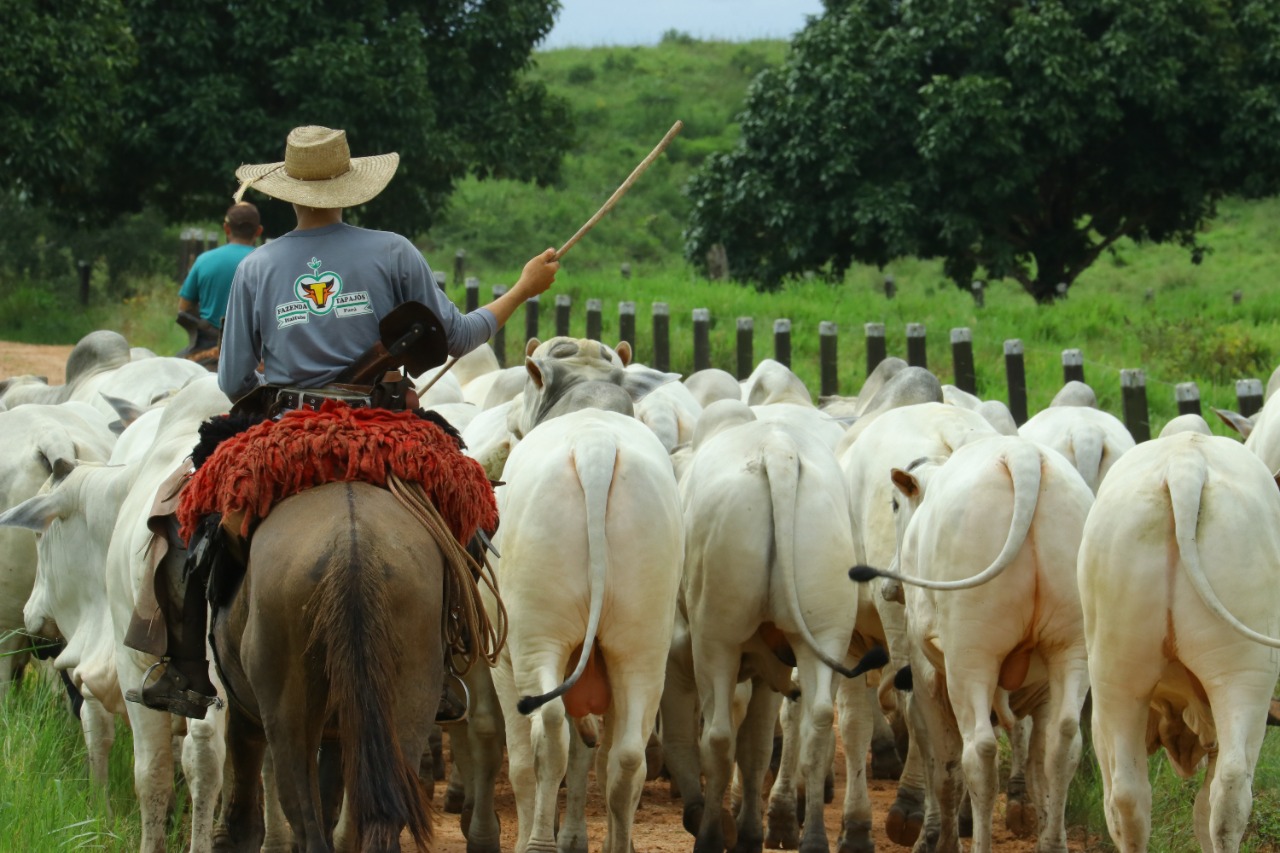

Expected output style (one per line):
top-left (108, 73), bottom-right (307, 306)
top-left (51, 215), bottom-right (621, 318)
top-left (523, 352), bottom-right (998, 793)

top-left (677, 400), bottom-right (872, 853)
top-left (837, 402), bottom-right (999, 846)
top-left (1020, 405), bottom-right (1135, 493)
top-left (740, 358), bottom-right (812, 407)
top-left (0, 404), bottom-right (116, 695)
top-left (1079, 432), bottom-right (1280, 853)
top-left (860, 435), bottom-right (1093, 853)
top-left (488, 408), bottom-right (683, 853)
top-left (0, 330), bottom-right (133, 410)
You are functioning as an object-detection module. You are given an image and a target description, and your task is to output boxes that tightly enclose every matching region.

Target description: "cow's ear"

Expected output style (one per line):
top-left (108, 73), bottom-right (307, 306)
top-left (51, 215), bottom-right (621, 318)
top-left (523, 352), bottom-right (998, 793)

top-left (890, 468), bottom-right (920, 499)
top-left (525, 357), bottom-right (546, 390)
top-left (1213, 407), bottom-right (1254, 441)
top-left (616, 341), bottom-right (632, 367)
top-left (525, 338), bottom-right (541, 358)
top-left (0, 492), bottom-right (62, 532)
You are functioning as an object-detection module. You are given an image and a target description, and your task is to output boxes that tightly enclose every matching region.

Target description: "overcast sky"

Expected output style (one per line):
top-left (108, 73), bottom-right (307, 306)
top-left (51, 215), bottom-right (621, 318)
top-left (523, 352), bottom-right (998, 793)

top-left (540, 0), bottom-right (826, 49)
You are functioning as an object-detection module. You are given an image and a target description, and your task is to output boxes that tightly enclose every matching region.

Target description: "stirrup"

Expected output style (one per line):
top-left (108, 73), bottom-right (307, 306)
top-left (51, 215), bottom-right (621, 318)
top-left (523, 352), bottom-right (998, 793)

top-left (435, 671), bottom-right (470, 725)
top-left (125, 660), bottom-right (225, 720)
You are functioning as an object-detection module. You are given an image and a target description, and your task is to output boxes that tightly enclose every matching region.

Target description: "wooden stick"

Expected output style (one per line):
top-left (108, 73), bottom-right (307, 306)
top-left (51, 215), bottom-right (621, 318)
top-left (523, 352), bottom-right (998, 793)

top-left (417, 121), bottom-right (684, 395)
top-left (555, 119), bottom-right (683, 260)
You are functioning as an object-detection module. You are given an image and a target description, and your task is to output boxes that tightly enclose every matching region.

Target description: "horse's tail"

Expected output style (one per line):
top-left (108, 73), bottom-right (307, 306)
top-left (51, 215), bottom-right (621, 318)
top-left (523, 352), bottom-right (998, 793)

top-left (308, 526), bottom-right (432, 853)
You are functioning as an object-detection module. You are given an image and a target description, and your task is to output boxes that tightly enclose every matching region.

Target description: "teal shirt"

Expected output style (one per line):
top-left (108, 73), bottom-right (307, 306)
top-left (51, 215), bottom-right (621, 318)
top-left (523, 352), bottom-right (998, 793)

top-left (179, 242), bottom-right (255, 328)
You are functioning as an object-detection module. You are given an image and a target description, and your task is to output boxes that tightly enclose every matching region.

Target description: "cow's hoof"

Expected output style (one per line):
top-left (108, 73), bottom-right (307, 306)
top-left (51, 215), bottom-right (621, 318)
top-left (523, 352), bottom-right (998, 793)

top-left (645, 737), bottom-right (665, 781)
top-left (683, 801), bottom-right (705, 837)
top-left (909, 825), bottom-right (940, 853)
top-left (444, 785), bottom-right (466, 814)
top-left (468, 836), bottom-right (503, 853)
top-left (669, 776), bottom-right (683, 799)
top-left (1005, 797), bottom-right (1037, 838)
top-left (885, 798), bottom-right (923, 847)
top-left (694, 822), bottom-right (726, 853)
top-left (721, 807), bottom-right (740, 851)
top-left (556, 832), bottom-right (589, 853)
top-left (765, 802), bottom-right (801, 850)
top-left (731, 825), bottom-right (764, 853)
top-left (838, 820), bottom-right (874, 853)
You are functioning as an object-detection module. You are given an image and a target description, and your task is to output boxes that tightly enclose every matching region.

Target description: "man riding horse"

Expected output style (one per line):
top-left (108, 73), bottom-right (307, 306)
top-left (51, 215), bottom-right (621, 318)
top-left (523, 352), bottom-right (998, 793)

top-left (126, 124), bottom-right (559, 718)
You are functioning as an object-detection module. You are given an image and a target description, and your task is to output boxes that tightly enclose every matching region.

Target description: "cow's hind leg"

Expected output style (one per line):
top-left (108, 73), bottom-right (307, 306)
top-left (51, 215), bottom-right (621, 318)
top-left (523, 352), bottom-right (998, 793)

top-left (836, 674), bottom-right (875, 853)
top-left (733, 678), bottom-right (783, 853)
top-left (1202, 677), bottom-right (1274, 853)
top-left (599, 676), bottom-right (662, 853)
top-left (946, 663), bottom-right (1000, 853)
top-left (1031, 653), bottom-right (1087, 853)
top-left (695, 640), bottom-right (745, 853)
top-left (1089, 677), bottom-right (1155, 853)
top-left (184, 702), bottom-right (227, 853)
top-left (766, 694), bottom-right (802, 848)
top-left (795, 656), bottom-right (838, 853)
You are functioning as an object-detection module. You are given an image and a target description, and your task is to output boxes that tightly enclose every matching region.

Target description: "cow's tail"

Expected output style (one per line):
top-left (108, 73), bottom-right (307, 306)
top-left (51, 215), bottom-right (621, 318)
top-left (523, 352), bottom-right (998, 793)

top-left (1071, 424), bottom-right (1104, 493)
top-left (518, 430), bottom-right (616, 714)
top-left (308, 526), bottom-right (431, 853)
top-left (850, 440), bottom-right (1041, 591)
top-left (766, 433), bottom-right (884, 679)
top-left (1169, 452), bottom-right (1280, 648)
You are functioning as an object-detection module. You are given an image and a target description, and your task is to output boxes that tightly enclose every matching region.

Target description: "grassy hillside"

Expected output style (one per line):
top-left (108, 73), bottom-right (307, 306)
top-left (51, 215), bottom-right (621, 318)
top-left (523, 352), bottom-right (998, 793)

top-left (420, 36), bottom-right (790, 275)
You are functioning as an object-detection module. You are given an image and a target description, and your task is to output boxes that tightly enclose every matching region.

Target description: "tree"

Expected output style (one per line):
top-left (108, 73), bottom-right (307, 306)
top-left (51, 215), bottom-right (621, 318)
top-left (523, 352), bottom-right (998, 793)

top-left (0, 0), bottom-right (135, 211)
top-left (684, 0), bottom-right (1280, 302)
top-left (8, 0), bottom-right (572, 236)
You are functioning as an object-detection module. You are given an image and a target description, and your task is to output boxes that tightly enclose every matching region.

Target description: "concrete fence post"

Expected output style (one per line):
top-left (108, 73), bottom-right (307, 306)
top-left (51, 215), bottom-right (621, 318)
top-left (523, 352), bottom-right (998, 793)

top-left (820, 322), bottom-right (839, 397)
top-left (555, 294), bottom-right (571, 337)
top-left (652, 303), bottom-right (670, 373)
top-left (1004, 339), bottom-right (1028, 425)
top-left (1237, 378), bottom-right (1264, 419)
top-left (773, 319), bottom-right (792, 368)
top-left (1121, 369), bottom-right (1150, 443)
top-left (906, 323), bottom-right (927, 369)
top-left (693, 309), bottom-right (711, 372)
top-left (465, 276), bottom-right (480, 313)
top-left (586, 299), bottom-right (602, 342)
top-left (619, 301), bottom-right (636, 351)
top-left (865, 322), bottom-right (886, 378)
top-left (1062, 349), bottom-right (1085, 385)
top-left (736, 318), bottom-right (754, 380)
top-left (951, 328), bottom-right (975, 394)
top-left (524, 295), bottom-right (539, 348)
top-left (1175, 382), bottom-right (1201, 418)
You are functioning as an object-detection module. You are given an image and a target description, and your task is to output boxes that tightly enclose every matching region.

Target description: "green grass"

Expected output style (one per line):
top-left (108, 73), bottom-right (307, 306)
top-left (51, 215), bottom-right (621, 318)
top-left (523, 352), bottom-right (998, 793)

top-left (0, 671), bottom-right (189, 851)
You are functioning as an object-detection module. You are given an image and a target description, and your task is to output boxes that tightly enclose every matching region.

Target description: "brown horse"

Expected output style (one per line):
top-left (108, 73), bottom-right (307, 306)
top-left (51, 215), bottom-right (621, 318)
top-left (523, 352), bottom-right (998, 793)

top-left (211, 480), bottom-right (444, 853)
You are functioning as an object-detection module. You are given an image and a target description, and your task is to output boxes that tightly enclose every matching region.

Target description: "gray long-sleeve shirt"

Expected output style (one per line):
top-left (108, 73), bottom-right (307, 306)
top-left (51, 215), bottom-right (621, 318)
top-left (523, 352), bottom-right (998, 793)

top-left (218, 222), bottom-right (495, 401)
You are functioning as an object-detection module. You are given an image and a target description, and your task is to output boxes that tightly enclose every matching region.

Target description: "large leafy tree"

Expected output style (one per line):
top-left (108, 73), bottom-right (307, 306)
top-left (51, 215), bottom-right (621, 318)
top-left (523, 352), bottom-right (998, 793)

top-left (7, 0), bottom-right (571, 236)
top-left (685, 0), bottom-right (1280, 302)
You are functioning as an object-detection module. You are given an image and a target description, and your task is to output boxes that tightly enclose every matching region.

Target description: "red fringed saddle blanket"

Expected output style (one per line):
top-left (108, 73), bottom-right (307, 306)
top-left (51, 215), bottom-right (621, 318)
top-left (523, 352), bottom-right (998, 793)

top-left (176, 400), bottom-right (496, 545)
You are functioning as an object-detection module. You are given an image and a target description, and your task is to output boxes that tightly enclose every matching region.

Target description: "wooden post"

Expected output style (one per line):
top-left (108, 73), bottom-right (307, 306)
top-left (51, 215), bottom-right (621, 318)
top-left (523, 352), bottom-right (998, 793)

top-left (619, 301), bottom-right (636, 351)
top-left (555, 294), bottom-right (571, 337)
top-left (1233, 290), bottom-right (1243, 305)
top-left (906, 323), bottom-right (927, 369)
top-left (653, 303), bottom-right (670, 373)
top-left (971, 280), bottom-right (985, 307)
top-left (435, 272), bottom-right (447, 289)
top-left (865, 323), bottom-right (886, 378)
top-left (1062, 349), bottom-right (1084, 385)
top-left (77, 260), bottom-right (91, 306)
top-left (820, 322), bottom-right (839, 396)
top-left (773, 319), bottom-right (792, 368)
top-left (586, 299), bottom-right (602, 341)
top-left (951, 328), bottom-right (976, 394)
top-left (492, 285), bottom-right (508, 366)
top-left (1121, 369), bottom-right (1150, 443)
top-left (1175, 382), bottom-right (1201, 418)
top-left (693, 308), bottom-right (711, 372)
top-left (524, 295), bottom-right (540, 347)
top-left (1237, 378), bottom-right (1264, 419)
top-left (453, 249), bottom-right (465, 289)
top-left (736, 318), bottom-right (754, 380)
top-left (620, 262), bottom-right (632, 280)
top-left (465, 276), bottom-right (479, 312)
top-left (1004, 339), bottom-right (1028, 426)
top-left (883, 274), bottom-right (896, 299)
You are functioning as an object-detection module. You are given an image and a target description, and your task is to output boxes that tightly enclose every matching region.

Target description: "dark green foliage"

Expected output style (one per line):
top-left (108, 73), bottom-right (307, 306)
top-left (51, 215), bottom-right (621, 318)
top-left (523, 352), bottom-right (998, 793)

top-left (3, 0), bottom-right (572, 237)
top-left (684, 0), bottom-right (1280, 302)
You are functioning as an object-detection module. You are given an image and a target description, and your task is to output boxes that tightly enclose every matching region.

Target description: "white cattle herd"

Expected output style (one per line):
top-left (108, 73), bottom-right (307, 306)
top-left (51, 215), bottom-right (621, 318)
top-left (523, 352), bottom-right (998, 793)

top-left (1, 330), bottom-right (1279, 853)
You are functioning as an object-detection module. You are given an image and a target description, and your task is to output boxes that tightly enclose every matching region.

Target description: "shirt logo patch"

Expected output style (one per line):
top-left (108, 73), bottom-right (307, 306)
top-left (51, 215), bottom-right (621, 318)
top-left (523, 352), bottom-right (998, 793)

top-left (294, 257), bottom-right (344, 315)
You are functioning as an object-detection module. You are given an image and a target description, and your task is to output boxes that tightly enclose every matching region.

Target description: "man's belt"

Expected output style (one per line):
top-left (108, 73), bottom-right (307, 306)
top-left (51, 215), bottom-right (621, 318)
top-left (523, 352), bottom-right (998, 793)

top-left (274, 386), bottom-right (373, 412)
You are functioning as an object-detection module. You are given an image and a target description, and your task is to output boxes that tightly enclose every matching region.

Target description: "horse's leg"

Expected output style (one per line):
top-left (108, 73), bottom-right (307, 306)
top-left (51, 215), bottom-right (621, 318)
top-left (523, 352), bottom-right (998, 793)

top-left (459, 661), bottom-right (505, 853)
top-left (261, 749), bottom-right (293, 853)
top-left (261, 673), bottom-right (330, 853)
top-left (213, 703), bottom-right (267, 853)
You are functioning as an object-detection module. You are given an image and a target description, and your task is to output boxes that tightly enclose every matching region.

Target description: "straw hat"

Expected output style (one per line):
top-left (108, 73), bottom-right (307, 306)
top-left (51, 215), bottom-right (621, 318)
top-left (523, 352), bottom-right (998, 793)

top-left (233, 126), bottom-right (399, 208)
